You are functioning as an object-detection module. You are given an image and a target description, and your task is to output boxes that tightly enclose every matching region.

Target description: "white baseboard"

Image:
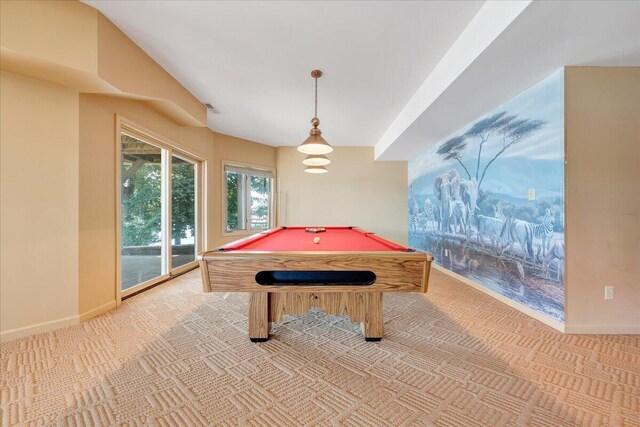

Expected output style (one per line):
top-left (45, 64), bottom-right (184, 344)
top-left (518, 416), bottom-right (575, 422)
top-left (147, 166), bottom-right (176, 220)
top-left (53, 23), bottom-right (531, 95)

top-left (564, 324), bottom-right (640, 335)
top-left (0, 314), bottom-right (79, 343)
top-left (79, 300), bottom-right (117, 322)
top-left (432, 264), bottom-right (566, 333)
top-left (1, 300), bottom-right (118, 343)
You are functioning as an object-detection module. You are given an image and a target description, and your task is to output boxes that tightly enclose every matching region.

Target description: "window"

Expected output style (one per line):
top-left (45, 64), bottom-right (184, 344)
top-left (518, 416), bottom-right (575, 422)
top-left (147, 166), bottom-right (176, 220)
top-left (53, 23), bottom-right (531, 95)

top-left (224, 163), bottom-right (274, 233)
top-left (118, 123), bottom-right (204, 296)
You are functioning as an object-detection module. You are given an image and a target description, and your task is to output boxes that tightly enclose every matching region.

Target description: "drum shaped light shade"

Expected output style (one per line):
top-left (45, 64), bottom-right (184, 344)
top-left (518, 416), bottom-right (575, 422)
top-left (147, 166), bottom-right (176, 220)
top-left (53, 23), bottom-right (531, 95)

top-left (302, 154), bottom-right (331, 166)
top-left (304, 166), bottom-right (328, 174)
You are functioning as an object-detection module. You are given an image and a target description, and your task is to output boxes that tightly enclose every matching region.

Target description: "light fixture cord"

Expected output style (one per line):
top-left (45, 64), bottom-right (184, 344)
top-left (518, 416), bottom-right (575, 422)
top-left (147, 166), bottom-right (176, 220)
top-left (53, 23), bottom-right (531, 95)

top-left (314, 77), bottom-right (318, 119)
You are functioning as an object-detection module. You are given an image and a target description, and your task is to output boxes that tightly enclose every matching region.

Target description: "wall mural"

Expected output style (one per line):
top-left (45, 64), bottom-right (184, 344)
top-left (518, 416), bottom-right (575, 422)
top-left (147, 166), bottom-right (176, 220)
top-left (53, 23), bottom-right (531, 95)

top-left (409, 69), bottom-right (565, 322)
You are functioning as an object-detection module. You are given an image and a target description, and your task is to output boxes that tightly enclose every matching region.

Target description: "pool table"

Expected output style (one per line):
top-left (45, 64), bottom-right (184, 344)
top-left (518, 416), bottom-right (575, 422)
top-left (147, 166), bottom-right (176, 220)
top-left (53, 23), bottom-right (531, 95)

top-left (197, 226), bottom-right (433, 342)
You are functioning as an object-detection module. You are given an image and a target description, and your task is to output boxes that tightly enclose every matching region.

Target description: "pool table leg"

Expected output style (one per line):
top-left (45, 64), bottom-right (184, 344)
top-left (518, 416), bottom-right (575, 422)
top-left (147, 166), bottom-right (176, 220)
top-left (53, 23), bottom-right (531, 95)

top-left (362, 292), bottom-right (383, 341)
top-left (249, 292), bottom-right (270, 342)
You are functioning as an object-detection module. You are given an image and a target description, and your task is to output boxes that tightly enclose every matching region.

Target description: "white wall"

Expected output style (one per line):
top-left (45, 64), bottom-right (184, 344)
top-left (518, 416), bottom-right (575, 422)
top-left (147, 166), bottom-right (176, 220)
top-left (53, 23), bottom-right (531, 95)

top-left (277, 147), bottom-right (408, 245)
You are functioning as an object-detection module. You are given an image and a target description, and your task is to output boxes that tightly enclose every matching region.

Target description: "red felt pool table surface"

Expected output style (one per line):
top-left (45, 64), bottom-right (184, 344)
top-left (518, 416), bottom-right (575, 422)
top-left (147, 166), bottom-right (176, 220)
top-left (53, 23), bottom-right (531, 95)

top-left (222, 227), bottom-right (408, 252)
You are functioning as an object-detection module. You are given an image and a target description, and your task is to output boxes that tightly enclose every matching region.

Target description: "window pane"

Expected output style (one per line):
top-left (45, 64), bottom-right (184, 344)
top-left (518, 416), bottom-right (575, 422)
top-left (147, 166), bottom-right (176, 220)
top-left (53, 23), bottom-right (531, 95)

top-left (226, 172), bottom-right (246, 232)
top-left (250, 175), bottom-right (270, 230)
top-left (171, 156), bottom-right (196, 269)
top-left (121, 135), bottom-right (163, 290)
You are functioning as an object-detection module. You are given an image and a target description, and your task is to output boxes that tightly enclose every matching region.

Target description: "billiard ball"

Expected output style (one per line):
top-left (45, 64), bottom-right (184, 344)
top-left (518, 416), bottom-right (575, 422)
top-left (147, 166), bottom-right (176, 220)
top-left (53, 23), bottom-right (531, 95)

top-left (313, 237), bottom-right (320, 244)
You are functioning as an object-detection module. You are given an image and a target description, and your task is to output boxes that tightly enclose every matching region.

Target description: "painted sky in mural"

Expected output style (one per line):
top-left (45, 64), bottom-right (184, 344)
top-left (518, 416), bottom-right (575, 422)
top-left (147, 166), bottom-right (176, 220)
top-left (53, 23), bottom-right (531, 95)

top-left (408, 69), bottom-right (565, 322)
top-left (410, 69), bottom-right (564, 200)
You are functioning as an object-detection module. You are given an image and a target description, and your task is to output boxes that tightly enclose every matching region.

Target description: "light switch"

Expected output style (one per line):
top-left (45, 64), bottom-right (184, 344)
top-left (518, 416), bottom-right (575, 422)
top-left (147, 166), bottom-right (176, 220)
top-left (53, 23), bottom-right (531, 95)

top-left (528, 188), bottom-right (536, 200)
top-left (604, 286), bottom-right (614, 300)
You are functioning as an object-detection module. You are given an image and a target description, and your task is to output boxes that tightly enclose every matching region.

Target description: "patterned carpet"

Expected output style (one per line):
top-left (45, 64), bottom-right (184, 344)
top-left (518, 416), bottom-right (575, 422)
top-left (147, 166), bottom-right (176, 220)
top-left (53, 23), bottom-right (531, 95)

top-left (1, 269), bottom-right (638, 426)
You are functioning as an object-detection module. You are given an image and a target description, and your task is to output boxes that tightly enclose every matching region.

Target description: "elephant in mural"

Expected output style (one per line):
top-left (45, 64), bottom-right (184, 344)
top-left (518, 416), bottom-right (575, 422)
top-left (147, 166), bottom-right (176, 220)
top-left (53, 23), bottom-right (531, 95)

top-left (448, 170), bottom-right (464, 234)
top-left (449, 199), bottom-right (467, 234)
top-left (459, 178), bottom-right (478, 227)
top-left (433, 173), bottom-right (451, 232)
top-left (433, 169), bottom-right (478, 236)
top-left (448, 170), bottom-right (461, 203)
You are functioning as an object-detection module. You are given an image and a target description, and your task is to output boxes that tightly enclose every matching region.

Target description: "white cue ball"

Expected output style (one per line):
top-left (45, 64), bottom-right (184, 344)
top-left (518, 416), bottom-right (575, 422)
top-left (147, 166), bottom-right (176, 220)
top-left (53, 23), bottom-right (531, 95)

top-left (313, 236), bottom-right (320, 244)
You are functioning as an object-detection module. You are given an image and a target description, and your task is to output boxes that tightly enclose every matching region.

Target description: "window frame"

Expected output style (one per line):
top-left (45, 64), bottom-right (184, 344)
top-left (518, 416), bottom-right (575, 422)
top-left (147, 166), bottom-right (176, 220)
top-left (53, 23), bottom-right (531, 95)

top-left (115, 116), bottom-right (207, 303)
top-left (222, 160), bottom-right (276, 237)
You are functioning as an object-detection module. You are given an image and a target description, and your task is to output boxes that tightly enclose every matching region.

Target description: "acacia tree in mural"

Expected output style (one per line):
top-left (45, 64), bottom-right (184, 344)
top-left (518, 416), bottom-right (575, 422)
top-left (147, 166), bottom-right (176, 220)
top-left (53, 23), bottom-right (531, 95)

top-left (436, 136), bottom-right (472, 179)
top-left (427, 112), bottom-right (546, 236)
top-left (437, 112), bottom-right (546, 191)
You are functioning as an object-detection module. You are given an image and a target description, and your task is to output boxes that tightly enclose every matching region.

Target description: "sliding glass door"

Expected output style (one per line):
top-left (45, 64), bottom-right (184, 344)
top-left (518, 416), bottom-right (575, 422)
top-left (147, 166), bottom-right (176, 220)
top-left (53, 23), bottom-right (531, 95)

top-left (120, 135), bottom-right (164, 290)
top-left (171, 155), bottom-right (196, 270)
top-left (119, 128), bottom-right (203, 296)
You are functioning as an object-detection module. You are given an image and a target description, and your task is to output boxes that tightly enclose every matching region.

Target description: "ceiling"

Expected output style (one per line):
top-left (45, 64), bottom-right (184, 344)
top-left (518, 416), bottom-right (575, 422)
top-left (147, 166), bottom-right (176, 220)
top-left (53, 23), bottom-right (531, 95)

top-left (83, 1), bottom-right (483, 147)
top-left (376, 0), bottom-right (640, 160)
top-left (85, 1), bottom-right (639, 160)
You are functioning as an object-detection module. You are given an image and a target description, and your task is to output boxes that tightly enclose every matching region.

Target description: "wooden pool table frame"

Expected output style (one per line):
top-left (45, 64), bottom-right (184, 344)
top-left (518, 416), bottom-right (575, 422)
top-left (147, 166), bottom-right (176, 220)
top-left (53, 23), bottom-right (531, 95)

top-left (198, 228), bottom-right (433, 342)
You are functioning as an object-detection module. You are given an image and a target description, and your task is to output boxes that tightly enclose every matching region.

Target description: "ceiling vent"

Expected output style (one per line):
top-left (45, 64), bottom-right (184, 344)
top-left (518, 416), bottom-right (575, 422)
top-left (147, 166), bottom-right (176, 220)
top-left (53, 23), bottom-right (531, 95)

top-left (204, 103), bottom-right (221, 114)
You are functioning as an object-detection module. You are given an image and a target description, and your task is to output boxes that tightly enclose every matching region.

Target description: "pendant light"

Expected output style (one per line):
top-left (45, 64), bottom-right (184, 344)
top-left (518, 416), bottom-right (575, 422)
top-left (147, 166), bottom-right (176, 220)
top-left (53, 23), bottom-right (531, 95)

top-left (302, 154), bottom-right (331, 166)
top-left (298, 70), bottom-right (333, 157)
top-left (304, 166), bottom-right (328, 174)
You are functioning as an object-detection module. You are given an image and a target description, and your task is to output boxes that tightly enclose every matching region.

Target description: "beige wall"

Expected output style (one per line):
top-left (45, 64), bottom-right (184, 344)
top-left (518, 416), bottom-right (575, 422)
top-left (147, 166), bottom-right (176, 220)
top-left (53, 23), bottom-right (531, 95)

top-left (78, 95), bottom-right (216, 317)
top-left (213, 133), bottom-right (278, 246)
top-left (276, 147), bottom-right (408, 245)
top-left (0, 0), bottom-right (98, 74)
top-left (0, 1), bottom-right (277, 340)
top-left (77, 100), bottom-right (276, 317)
top-left (0, 72), bottom-right (80, 339)
top-left (96, 14), bottom-right (206, 127)
top-left (0, 82), bottom-right (277, 339)
top-left (565, 67), bottom-right (640, 333)
top-left (0, 0), bottom-right (206, 128)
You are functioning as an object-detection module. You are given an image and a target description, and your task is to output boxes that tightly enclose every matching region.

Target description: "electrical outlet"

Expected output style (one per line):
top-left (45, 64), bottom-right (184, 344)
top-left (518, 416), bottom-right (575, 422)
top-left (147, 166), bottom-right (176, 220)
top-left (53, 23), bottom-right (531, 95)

top-left (528, 188), bottom-right (536, 201)
top-left (604, 286), bottom-right (614, 300)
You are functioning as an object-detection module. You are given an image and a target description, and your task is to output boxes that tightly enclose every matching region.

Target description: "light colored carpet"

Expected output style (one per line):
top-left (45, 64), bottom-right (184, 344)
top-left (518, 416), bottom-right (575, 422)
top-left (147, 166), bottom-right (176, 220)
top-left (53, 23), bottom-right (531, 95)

top-left (1, 269), bottom-right (638, 426)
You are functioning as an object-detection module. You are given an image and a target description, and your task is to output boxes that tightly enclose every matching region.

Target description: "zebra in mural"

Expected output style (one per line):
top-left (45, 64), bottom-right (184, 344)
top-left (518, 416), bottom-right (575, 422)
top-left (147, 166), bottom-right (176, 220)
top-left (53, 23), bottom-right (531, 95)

top-left (423, 199), bottom-right (437, 231)
top-left (493, 203), bottom-right (507, 222)
top-left (543, 240), bottom-right (565, 283)
top-left (409, 185), bottom-right (422, 232)
top-left (500, 208), bottom-right (556, 264)
top-left (533, 208), bottom-right (556, 261)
